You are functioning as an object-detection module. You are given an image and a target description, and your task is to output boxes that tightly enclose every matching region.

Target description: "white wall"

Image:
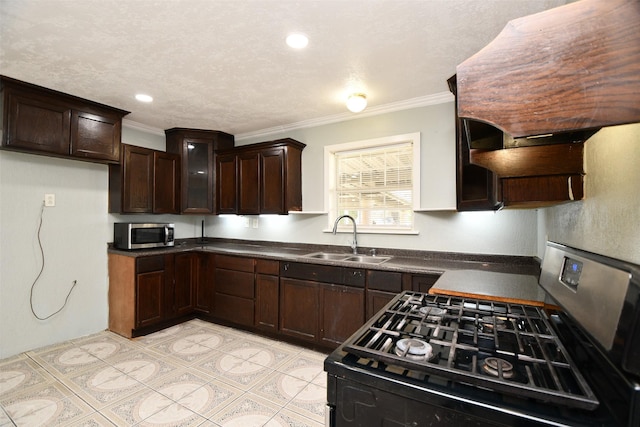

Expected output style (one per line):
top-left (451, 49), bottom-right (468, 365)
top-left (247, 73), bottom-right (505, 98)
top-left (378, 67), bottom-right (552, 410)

top-left (0, 104), bottom-right (540, 359)
top-left (540, 123), bottom-right (640, 264)
top-left (0, 151), bottom-right (110, 358)
top-left (227, 102), bottom-right (538, 255)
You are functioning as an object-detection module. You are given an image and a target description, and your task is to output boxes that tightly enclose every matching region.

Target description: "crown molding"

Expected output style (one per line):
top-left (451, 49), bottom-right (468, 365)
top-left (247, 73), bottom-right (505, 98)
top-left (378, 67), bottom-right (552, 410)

top-left (236, 91), bottom-right (454, 141)
top-left (122, 119), bottom-right (165, 136)
top-left (122, 92), bottom-right (455, 141)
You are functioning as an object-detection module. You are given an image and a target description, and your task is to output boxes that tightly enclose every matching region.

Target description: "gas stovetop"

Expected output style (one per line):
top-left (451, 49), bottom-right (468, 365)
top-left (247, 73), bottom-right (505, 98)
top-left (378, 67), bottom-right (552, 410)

top-left (343, 291), bottom-right (599, 410)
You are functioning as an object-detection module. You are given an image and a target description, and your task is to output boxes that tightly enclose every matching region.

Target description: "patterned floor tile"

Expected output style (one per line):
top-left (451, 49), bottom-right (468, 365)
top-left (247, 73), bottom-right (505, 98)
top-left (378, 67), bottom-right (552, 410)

top-left (1, 382), bottom-right (94, 426)
top-left (208, 394), bottom-right (281, 427)
top-left (283, 381), bottom-right (326, 423)
top-left (147, 330), bottom-right (234, 365)
top-left (276, 354), bottom-right (325, 383)
top-left (265, 407), bottom-right (325, 427)
top-left (137, 402), bottom-right (207, 427)
top-left (249, 371), bottom-right (308, 406)
top-left (0, 324), bottom-right (332, 427)
top-left (0, 354), bottom-right (56, 399)
top-left (100, 388), bottom-right (173, 425)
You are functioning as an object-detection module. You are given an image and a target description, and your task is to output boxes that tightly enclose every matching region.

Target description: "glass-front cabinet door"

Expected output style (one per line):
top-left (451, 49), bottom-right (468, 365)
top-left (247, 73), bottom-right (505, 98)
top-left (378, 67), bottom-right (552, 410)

top-left (185, 138), bottom-right (212, 213)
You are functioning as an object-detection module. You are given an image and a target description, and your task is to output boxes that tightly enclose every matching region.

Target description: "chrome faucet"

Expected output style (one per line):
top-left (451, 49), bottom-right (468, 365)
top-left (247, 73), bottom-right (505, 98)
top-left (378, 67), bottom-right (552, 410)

top-left (332, 215), bottom-right (358, 254)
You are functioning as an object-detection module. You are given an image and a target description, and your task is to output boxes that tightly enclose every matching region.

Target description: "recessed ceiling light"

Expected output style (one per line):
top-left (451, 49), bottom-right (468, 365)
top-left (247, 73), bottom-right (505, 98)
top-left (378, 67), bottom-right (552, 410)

top-left (135, 94), bottom-right (153, 103)
top-left (286, 33), bottom-right (308, 49)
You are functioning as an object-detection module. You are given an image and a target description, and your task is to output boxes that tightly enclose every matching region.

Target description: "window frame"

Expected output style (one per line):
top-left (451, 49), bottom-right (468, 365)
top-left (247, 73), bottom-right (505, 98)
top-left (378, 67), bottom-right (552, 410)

top-left (324, 132), bottom-right (421, 234)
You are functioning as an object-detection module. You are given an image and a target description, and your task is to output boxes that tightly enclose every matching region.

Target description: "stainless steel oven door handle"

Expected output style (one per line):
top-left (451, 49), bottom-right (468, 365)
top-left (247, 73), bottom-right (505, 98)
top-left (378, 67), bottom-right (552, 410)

top-left (164, 226), bottom-right (169, 245)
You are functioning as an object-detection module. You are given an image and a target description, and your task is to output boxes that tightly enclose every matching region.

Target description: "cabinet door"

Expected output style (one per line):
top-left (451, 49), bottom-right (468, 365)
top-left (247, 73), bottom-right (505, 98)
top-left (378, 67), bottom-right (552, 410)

top-left (255, 274), bottom-right (279, 332)
top-left (183, 138), bottom-right (213, 213)
top-left (122, 145), bottom-right (153, 213)
top-left (172, 253), bottom-right (197, 317)
top-left (153, 151), bottom-right (180, 214)
top-left (216, 153), bottom-right (238, 214)
top-left (320, 283), bottom-right (365, 347)
top-left (238, 151), bottom-right (260, 214)
top-left (260, 148), bottom-right (286, 214)
top-left (195, 253), bottom-right (214, 314)
top-left (366, 290), bottom-right (396, 320)
top-left (136, 270), bottom-right (165, 329)
top-left (412, 274), bottom-right (439, 293)
top-left (279, 277), bottom-right (319, 343)
top-left (71, 110), bottom-right (121, 162)
top-left (5, 90), bottom-right (71, 155)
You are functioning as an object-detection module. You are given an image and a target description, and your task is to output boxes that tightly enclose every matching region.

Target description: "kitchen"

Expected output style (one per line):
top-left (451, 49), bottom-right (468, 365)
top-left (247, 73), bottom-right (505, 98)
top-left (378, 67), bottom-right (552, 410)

top-left (1, 0), bottom-right (639, 426)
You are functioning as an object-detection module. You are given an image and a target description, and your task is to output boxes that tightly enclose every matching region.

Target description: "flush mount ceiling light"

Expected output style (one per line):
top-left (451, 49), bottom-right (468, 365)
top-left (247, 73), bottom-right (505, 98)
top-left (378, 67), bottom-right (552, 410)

top-left (286, 33), bottom-right (308, 49)
top-left (135, 93), bottom-right (153, 103)
top-left (346, 93), bottom-right (367, 113)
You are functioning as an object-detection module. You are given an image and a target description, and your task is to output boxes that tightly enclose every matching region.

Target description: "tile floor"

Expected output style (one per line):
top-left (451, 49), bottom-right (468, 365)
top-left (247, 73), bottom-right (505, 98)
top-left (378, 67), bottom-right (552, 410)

top-left (0, 319), bottom-right (329, 426)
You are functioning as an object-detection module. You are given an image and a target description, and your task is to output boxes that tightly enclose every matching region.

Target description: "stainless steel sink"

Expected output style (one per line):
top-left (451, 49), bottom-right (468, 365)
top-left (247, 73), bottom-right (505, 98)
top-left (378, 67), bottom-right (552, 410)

top-left (302, 252), bottom-right (391, 264)
top-left (343, 255), bottom-right (391, 264)
top-left (304, 252), bottom-right (352, 261)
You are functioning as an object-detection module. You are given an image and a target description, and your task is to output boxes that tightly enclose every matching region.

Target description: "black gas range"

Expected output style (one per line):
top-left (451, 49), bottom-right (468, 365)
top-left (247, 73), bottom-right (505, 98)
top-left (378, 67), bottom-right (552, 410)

top-left (325, 242), bottom-right (640, 426)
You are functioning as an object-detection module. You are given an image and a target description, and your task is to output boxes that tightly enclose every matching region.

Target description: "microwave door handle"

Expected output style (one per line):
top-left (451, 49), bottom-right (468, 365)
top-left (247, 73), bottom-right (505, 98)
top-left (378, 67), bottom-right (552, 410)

top-left (164, 226), bottom-right (169, 245)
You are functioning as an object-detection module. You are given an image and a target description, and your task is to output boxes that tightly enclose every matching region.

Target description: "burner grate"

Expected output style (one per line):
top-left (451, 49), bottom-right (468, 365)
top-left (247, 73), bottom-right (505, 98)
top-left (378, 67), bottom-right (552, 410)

top-left (344, 291), bottom-right (599, 410)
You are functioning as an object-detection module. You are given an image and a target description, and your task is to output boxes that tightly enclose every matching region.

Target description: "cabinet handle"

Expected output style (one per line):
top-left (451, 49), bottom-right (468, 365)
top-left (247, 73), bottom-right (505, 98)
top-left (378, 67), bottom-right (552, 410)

top-left (283, 263), bottom-right (289, 271)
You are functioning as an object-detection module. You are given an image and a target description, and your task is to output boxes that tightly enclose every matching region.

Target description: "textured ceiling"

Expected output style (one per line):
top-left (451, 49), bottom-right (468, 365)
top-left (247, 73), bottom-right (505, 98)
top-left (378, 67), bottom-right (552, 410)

top-left (0, 0), bottom-right (572, 138)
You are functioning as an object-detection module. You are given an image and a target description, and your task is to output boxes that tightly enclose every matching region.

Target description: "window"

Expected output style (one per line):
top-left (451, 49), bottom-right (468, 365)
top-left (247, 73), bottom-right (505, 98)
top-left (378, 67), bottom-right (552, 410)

top-left (325, 133), bottom-right (420, 233)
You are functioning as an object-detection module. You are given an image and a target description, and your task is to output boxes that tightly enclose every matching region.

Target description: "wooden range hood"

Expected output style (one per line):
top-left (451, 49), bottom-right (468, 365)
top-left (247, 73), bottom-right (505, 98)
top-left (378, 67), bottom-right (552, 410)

top-left (451, 0), bottom-right (640, 209)
top-left (456, 0), bottom-right (640, 138)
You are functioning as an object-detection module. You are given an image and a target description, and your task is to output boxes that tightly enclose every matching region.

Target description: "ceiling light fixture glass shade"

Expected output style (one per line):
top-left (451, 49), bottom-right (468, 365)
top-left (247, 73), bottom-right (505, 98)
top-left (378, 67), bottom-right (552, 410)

top-left (135, 94), bottom-right (153, 103)
top-left (346, 93), bottom-right (367, 113)
top-left (286, 33), bottom-right (308, 49)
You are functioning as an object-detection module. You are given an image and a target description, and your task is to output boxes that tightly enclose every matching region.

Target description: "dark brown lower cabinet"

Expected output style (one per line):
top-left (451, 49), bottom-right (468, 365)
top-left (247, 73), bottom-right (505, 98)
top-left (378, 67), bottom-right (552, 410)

top-left (255, 259), bottom-right (280, 332)
top-left (366, 289), bottom-right (396, 320)
top-left (319, 283), bottom-right (364, 347)
top-left (411, 274), bottom-right (440, 293)
top-left (213, 255), bottom-right (255, 327)
top-left (171, 253), bottom-right (197, 318)
top-left (195, 253), bottom-right (214, 315)
top-left (135, 258), bottom-right (166, 329)
top-left (279, 262), bottom-right (365, 349)
top-left (279, 277), bottom-right (319, 342)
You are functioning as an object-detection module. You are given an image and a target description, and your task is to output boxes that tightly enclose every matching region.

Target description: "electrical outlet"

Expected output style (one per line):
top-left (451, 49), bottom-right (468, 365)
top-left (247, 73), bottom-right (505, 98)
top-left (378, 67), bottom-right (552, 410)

top-left (252, 218), bottom-right (259, 228)
top-left (242, 217), bottom-right (250, 228)
top-left (44, 193), bottom-right (56, 207)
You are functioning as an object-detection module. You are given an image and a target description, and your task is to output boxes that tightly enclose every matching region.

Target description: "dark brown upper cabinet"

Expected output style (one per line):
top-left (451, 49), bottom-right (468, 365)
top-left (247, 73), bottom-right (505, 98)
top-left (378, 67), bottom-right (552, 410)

top-left (108, 144), bottom-right (180, 214)
top-left (215, 138), bottom-right (305, 215)
top-left (165, 128), bottom-right (234, 214)
top-left (448, 75), bottom-right (595, 210)
top-left (448, 76), bottom-right (501, 211)
top-left (0, 76), bottom-right (129, 164)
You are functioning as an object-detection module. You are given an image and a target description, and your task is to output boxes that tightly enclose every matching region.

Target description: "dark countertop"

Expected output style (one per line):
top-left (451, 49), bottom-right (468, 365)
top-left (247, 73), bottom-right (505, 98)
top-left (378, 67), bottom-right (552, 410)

top-left (108, 238), bottom-right (546, 305)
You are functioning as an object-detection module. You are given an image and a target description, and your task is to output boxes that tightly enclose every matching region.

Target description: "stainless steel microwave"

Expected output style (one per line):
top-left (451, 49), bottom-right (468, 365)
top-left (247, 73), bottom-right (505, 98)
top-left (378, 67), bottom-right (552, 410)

top-left (113, 223), bottom-right (175, 250)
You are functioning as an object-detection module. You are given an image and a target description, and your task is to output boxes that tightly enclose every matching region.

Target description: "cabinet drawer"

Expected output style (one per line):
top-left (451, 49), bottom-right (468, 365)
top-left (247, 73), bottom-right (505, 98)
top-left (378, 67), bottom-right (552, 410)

top-left (256, 259), bottom-right (279, 275)
top-left (281, 262), bottom-right (364, 287)
top-left (215, 269), bottom-right (254, 298)
top-left (213, 293), bottom-right (254, 327)
top-left (367, 270), bottom-right (402, 292)
top-left (342, 269), bottom-right (365, 287)
top-left (136, 255), bottom-right (165, 273)
top-left (216, 255), bottom-right (254, 272)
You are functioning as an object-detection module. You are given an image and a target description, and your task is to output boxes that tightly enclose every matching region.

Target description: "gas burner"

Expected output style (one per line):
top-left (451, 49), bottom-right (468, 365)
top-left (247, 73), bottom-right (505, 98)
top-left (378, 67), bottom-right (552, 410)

top-left (482, 357), bottom-right (515, 379)
top-left (418, 306), bottom-right (446, 320)
top-left (481, 316), bottom-right (507, 332)
top-left (395, 338), bottom-right (434, 361)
